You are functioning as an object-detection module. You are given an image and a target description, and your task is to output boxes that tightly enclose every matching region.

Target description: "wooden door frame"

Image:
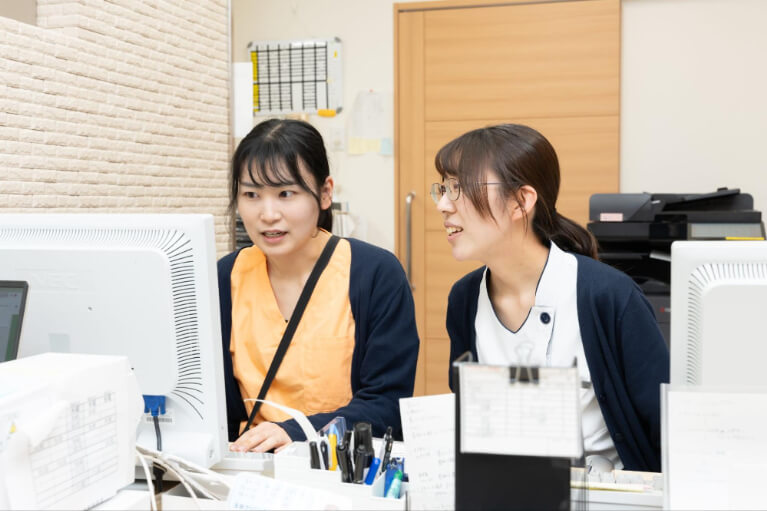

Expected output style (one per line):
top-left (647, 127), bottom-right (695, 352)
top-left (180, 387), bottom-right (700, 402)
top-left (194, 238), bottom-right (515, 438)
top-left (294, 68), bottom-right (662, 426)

top-left (394, 7), bottom-right (426, 395)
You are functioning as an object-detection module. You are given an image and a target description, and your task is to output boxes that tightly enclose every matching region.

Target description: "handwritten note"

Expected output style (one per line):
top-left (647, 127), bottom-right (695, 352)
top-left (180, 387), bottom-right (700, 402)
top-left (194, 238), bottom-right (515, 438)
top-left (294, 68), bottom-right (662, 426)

top-left (665, 387), bottom-right (767, 510)
top-left (459, 365), bottom-right (582, 458)
top-left (399, 393), bottom-right (455, 511)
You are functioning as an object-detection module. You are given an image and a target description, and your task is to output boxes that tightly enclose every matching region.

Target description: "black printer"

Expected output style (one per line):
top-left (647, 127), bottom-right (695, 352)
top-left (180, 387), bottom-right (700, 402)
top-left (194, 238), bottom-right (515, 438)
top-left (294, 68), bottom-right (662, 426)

top-left (587, 187), bottom-right (765, 346)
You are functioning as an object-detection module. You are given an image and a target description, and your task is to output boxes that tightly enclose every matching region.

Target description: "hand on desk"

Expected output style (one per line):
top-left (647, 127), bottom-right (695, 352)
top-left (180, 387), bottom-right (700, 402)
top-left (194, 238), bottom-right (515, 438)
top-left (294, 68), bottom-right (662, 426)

top-left (231, 422), bottom-right (291, 453)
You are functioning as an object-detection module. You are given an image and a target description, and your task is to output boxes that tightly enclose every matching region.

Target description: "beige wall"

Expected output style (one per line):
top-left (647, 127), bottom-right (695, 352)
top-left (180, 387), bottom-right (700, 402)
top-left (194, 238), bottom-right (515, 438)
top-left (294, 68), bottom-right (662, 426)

top-left (0, 1), bottom-right (36, 25)
top-left (621, 0), bottom-right (767, 214)
top-left (235, 0), bottom-right (767, 253)
top-left (232, 0), bottom-right (434, 252)
top-left (0, 0), bottom-right (232, 254)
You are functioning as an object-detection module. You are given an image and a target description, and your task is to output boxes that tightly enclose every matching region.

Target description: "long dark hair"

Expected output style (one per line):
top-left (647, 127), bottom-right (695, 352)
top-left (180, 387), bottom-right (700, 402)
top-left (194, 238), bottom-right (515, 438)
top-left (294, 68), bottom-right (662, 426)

top-left (229, 119), bottom-right (333, 232)
top-left (434, 124), bottom-right (598, 259)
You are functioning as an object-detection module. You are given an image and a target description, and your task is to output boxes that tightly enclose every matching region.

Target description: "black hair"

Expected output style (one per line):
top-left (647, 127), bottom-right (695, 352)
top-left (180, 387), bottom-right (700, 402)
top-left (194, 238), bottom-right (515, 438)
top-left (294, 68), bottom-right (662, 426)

top-left (229, 118), bottom-right (332, 232)
top-left (434, 123), bottom-right (598, 259)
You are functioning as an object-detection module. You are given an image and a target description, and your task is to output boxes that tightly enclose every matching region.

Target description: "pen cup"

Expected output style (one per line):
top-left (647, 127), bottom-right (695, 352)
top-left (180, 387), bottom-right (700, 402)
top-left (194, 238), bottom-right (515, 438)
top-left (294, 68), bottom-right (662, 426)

top-left (274, 441), bottom-right (407, 510)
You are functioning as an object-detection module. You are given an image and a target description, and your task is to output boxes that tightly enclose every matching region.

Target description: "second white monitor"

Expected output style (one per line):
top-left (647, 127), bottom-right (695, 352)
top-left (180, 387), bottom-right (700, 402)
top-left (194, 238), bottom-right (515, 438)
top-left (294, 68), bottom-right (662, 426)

top-left (670, 240), bottom-right (767, 387)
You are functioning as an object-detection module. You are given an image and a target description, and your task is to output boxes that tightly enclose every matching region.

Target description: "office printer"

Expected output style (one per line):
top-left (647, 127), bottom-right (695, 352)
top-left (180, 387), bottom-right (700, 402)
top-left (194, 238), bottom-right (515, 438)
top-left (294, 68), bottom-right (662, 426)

top-left (587, 187), bottom-right (765, 345)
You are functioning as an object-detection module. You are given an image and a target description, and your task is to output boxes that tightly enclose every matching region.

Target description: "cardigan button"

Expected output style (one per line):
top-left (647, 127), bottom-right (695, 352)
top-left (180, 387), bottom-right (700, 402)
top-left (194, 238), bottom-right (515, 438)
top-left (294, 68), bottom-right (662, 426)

top-left (614, 432), bottom-right (625, 443)
top-left (539, 312), bottom-right (551, 324)
top-left (598, 393), bottom-right (606, 402)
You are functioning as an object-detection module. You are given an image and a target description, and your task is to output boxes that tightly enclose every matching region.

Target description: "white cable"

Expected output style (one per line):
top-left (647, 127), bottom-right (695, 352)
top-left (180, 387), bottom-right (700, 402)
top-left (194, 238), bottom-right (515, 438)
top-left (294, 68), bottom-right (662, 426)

top-left (138, 445), bottom-right (231, 490)
top-left (136, 446), bottom-right (225, 501)
top-left (164, 453), bottom-right (232, 491)
top-left (135, 450), bottom-right (157, 511)
top-left (157, 459), bottom-right (217, 501)
top-left (166, 453), bottom-right (229, 481)
top-left (149, 458), bottom-right (201, 509)
top-left (139, 452), bottom-right (205, 500)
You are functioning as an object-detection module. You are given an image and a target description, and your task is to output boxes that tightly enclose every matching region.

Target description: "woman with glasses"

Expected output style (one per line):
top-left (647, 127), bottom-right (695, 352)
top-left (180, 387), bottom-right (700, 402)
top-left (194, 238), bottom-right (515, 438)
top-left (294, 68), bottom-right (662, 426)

top-left (433, 124), bottom-right (668, 472)
top-left (218, 119), bottom-right (419, 453)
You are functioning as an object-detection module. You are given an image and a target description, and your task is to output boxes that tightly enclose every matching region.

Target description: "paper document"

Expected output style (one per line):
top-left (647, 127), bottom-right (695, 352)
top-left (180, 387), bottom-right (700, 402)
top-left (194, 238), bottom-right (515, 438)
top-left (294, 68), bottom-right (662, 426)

top-left (233, 62), bottom-right (254, 138)
top-left (0, 353), bottom-right (142, 510)
top-left (227, 472), bottom-right (351, 510)
top-left (459, 364), bottom-right (582, 458)
top-left (347, 90), bottom-right (393, 155)
top-left (664, 386), bottom-right (767, 510)
top-left (399, 393), bottom-right (455, 511)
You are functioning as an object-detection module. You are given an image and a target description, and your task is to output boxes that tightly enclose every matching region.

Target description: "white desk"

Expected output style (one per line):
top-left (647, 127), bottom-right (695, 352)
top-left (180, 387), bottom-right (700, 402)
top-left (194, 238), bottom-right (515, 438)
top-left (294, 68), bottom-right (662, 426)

top-left (95, 489), bottom-right (228, 510)
top-left (572, 489), bottom-right (662, 510)
top-left (100, 479), bottom-right (663, 510)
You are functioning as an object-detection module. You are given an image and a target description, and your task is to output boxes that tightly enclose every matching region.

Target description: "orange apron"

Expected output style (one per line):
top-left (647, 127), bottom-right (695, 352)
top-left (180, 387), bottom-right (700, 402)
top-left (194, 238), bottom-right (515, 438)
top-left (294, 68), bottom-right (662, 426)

top-left (230, 239), bottom-right (355, 426)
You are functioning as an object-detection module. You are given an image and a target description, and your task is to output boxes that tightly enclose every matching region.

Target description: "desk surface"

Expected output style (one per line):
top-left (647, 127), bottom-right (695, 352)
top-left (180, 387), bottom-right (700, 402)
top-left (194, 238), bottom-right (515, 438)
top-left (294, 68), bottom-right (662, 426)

top-left (100, 485), bottom-right (662, 511)
top-left (96, 489), bottom-right (228, 510)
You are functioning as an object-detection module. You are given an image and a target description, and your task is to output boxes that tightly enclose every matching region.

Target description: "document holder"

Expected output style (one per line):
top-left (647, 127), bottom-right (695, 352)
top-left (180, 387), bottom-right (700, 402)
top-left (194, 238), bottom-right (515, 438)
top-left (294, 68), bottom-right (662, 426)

top-left (453, 355), bottom-right (579, 511)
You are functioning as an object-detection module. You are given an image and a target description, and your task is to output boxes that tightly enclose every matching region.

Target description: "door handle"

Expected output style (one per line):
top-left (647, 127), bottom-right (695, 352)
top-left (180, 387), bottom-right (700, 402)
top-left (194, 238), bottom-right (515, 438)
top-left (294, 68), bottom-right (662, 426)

top-left (405, 191), bottom-right (416, 290)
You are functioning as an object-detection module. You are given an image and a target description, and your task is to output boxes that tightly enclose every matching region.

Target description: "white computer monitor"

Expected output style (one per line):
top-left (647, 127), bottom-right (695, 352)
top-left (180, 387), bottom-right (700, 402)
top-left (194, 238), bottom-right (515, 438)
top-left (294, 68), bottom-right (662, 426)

top-left (670, 240), bottom-right (767, 386)
top-left (0, 214), bottom-right (227, 467)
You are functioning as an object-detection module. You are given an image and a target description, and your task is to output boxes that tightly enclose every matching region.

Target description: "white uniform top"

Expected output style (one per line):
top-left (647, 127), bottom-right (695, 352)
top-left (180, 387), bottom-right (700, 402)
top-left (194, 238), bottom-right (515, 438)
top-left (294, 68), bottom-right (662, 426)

top-left (475, 241), bottom-right (622, 468)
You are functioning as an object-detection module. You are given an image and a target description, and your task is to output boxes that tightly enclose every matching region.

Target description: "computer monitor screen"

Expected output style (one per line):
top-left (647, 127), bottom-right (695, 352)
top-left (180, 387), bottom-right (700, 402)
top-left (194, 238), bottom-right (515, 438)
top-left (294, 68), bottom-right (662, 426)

top-left (0, 280), bottom-right (27, 362)
top-left (670, 240), bottom-right (767, 386)
top-left (0, 214), bottom-right (227, 467)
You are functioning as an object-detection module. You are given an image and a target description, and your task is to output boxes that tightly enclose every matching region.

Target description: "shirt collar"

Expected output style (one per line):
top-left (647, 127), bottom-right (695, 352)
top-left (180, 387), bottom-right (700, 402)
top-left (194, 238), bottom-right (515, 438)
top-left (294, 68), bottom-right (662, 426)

top-left (534, 241), bottom-right (570, 308)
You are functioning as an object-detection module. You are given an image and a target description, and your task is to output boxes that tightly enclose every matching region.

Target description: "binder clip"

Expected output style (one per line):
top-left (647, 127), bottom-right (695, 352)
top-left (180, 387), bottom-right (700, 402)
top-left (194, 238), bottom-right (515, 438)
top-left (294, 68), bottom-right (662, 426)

top-left (509, 365), bottom-right (539, 384)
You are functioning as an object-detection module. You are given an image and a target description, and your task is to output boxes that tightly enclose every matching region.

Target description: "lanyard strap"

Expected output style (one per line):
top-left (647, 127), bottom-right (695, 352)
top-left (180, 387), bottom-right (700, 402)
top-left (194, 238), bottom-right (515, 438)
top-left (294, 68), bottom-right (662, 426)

top-left (240, 235), bottom-right (341, 436)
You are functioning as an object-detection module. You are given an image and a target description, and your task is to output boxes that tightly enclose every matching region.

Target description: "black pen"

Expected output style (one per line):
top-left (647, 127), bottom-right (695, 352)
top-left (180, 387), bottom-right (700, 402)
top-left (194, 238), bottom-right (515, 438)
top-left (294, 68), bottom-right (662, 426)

top-left (337, 432), bottom-right (353, 483)
top-left (380, 426), bottom-right (393, 474)
top-left (352, 444), bottom-right (370, 484)
top-left (319, 439), bottom-right (329, 470)
top-left (309, 440), bottom-right (320, 469)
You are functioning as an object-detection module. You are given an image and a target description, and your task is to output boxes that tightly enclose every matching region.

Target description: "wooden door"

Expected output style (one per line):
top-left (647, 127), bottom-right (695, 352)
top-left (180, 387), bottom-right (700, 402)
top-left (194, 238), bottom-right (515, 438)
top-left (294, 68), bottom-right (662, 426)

top-left (395, 0), bottom-right (620, 395)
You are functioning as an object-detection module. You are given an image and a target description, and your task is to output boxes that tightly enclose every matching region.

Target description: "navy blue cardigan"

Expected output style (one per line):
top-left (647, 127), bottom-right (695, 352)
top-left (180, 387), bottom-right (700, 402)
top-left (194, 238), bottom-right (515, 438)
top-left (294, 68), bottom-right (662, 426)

top-left (446, 254), bottom-right (669, 472)
top-left (218, 238), bottom-right (419, 442)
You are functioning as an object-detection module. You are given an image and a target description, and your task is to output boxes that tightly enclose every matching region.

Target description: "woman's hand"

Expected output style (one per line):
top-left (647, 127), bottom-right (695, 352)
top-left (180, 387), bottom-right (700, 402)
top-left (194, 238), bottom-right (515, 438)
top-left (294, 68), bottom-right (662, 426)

top-left (230, 422), bottom-right (292, 453)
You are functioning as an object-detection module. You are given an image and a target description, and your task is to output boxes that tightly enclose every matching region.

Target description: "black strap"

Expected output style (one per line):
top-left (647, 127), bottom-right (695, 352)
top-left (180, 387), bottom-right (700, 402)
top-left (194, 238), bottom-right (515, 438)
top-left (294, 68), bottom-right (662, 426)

top-left (240, 235), bottom-right (341, 436)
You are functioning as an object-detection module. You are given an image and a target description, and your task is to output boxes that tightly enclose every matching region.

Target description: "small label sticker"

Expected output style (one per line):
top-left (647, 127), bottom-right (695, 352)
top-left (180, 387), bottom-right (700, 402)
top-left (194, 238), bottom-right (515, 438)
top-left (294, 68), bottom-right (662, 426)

top-left (144, 412), bottom-right (174, 424)
top-left (599, 212), bottom-right (624, 222)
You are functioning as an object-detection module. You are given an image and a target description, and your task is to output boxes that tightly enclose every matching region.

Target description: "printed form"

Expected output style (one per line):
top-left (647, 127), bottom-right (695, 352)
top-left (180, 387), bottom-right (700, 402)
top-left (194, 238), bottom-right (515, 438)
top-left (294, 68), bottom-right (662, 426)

top-left (459, 364), bottom-right (582, 458)
top-left (0, 353), bottom-right (142, 510)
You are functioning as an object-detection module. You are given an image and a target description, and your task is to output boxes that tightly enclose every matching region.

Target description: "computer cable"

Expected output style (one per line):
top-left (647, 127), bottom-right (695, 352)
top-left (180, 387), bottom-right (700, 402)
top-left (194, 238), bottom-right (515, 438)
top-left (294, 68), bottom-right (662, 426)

top-left (143, 395), bottom-right (167, 496)
top-left (139, 450), bottom-right (201, 509)
top-left (152, 415), bottom-right (165, 494)
top-left (136, 444), bottom-right (230, 501)
top-left (135, 449), bottom-right (157, 511)
top-left (158, 447), bottom-right (233, 491)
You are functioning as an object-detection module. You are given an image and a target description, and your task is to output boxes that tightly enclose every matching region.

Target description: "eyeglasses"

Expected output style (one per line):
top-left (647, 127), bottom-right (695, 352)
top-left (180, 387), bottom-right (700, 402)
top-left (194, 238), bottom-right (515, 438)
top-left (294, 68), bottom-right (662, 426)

top-left (430, 177), bottom-right (504, 204)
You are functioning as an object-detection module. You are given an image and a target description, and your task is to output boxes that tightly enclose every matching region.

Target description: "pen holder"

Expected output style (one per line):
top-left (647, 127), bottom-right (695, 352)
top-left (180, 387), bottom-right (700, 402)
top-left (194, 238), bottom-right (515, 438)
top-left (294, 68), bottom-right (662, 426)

top-left (274, 442), bottom-right (407, 511)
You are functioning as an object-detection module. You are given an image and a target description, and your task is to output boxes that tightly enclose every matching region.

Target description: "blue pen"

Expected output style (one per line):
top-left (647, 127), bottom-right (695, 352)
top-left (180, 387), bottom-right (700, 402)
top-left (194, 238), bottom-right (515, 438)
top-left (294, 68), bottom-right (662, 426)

top-left (384, 466), bottom-right (396, 495)
top-left (364, 457), bottom-right (381, 485)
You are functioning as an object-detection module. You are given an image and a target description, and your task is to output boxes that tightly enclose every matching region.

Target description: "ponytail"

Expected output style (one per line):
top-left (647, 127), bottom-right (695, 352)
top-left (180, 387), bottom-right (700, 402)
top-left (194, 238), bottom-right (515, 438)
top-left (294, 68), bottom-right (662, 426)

top-left (534, 210), bottom-right (599, 260)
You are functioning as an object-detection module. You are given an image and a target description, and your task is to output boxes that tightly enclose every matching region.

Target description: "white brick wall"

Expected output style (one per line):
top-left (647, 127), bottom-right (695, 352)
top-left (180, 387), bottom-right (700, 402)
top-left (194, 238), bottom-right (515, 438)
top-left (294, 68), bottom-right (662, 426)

top-left (0, 0), bottom-right (232, 254)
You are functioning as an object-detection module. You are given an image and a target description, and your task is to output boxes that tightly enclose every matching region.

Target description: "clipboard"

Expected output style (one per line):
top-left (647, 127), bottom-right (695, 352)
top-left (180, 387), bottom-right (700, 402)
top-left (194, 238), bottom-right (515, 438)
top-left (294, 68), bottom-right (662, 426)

top-left (453, 353), bottom-right (582, 511)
